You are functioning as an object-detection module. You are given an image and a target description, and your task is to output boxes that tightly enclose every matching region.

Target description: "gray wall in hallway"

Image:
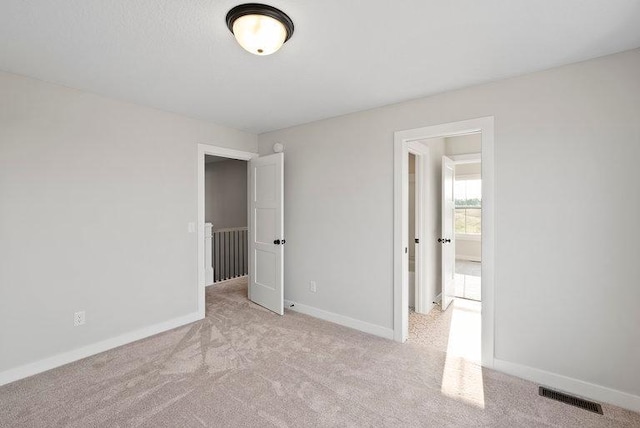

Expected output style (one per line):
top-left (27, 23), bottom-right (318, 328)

top-left (205, 159), bottom-right (248, 229)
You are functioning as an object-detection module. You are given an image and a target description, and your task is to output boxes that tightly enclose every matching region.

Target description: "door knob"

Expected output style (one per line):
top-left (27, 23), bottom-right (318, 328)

top-left (273, 239), bottom-right (281, 245)
top-left (438, 238), bottom-right (452, 243)
top-left (444, 238), bottom-right (451, 243)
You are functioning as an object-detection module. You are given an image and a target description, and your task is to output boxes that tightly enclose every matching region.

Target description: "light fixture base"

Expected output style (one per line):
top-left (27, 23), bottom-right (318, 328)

top-left (226, 3), bottom-right (294, 42)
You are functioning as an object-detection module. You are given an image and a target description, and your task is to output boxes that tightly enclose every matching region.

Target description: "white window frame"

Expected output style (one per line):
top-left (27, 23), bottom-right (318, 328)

top-left (454, 172), bottom-right (482, 241)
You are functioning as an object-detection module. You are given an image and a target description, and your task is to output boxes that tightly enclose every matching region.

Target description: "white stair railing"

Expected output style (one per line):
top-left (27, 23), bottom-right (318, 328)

top-left (205, 223), bottom-right (214, 285)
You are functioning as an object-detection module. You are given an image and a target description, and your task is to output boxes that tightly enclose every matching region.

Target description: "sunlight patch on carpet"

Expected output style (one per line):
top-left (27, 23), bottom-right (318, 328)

top-left (440, 299), bottom-right (484, 408)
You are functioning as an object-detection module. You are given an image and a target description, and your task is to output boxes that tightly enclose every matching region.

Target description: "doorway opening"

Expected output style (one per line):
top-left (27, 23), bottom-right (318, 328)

top-left (196, 144), bottom-right (256, 319)
top-left (406, 133), bottom-right (482, 363)
top-left (452, 151), bottom-right (482, 303)
top-left (197, 144), bottom-right (285, 319)
top-left (393, 117), bottom-right (495, 369)
top-left (204, 155), bottom-right (249, 286)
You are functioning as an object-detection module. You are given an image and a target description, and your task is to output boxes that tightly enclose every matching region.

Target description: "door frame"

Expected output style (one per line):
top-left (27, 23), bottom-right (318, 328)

top-left (197, 144), bottom-right (258, 318)
top-left (393, 117), bottom-right (495, 369)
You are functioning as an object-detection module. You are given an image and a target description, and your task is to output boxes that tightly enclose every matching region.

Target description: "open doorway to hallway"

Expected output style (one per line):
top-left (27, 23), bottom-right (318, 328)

top-left (204, 155), bottom-right (249, 288)
top-left (198, 144), bottom-right (285, 317)
top-left (405, 132), bottom-right (483, 364)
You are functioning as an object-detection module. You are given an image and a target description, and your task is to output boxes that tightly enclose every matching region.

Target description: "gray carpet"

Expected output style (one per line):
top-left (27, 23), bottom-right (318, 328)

top-left (1, 277), bottom-right (638, 427)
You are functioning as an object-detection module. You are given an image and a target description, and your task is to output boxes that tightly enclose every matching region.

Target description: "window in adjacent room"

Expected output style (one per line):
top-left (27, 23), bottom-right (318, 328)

top-left (455, 176), bottom-right (481, 236)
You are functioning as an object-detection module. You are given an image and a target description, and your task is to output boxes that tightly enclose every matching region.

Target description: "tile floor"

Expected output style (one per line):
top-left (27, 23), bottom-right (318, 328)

top-left (454, 259), bottom-right (481, 301)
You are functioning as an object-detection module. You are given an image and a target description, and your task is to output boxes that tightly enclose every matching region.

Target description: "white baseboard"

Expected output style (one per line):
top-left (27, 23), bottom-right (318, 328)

top-left (284, 300), bottom-right (394, 340)
top-left (0, 311), bottom-right (202, 387)
top-left (456, 254), bottom-right (481, 262)
top-left (493, 358), bottom-right (640, 413)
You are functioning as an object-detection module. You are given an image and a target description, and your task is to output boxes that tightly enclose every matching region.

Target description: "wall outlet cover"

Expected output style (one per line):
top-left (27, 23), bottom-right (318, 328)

top-left (74, 311), bottom-right (86, 326)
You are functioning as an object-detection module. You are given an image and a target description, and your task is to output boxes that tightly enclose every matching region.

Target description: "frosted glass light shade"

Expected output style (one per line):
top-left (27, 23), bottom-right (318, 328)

top-left (232, 14), bottom-right (287, 55)
top-left (226, 4), bottom-right (294, 56)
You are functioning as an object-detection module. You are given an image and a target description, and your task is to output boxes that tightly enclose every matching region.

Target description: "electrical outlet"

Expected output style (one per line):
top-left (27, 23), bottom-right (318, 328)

top-left (309, 280), bottom-right (317, 293)
top-left (74, 311), bottom-right (85, 327)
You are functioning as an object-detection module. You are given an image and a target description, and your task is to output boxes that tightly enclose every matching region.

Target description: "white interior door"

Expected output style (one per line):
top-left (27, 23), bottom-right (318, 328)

top-left (441, 156), bottom-right (456, 310)
top-left (407, 142), bottom-right (430, 315)
top-left (249, 153), bottom-right (284, 315)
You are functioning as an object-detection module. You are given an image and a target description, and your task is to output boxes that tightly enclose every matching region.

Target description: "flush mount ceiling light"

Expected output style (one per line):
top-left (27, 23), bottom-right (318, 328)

top-left (226, 3), bottom-right (294, 56)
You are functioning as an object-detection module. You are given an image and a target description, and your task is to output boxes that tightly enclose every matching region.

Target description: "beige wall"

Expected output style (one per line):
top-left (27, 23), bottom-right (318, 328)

top-left (455, 163), bottom-right (481, 175)
top-left (258, 49), bottom-right (640, 398)
top-left (445, 133), bottom-right (481, 155)
top-left (0, 71), bottom-right (256, 374)
top-left (456, 239), bottom-right (481, 261)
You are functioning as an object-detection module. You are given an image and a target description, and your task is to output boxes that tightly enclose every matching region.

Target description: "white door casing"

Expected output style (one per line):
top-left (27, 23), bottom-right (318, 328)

top-left (441, 155), bottom-right (456, 310)
top-left (197, 144), bottom-right (257, 319)
top-left (249, 153), bottom-right (284, 315)
top-left (393, 116), bottom-right (495, 368)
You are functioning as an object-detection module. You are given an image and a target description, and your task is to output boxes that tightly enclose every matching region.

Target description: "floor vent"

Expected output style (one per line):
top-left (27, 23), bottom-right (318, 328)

top-left (538, 386), bottom-right (603, 415)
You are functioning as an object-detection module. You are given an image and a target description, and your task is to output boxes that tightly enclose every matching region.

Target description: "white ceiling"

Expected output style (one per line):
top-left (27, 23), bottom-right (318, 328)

top-left (1, 1), bottom-right (639, 134)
